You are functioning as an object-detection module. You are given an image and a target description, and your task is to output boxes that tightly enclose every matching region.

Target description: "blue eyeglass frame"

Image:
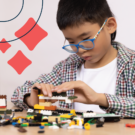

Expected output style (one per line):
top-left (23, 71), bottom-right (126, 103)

top-left (62, 19), bottom-right (107, 53)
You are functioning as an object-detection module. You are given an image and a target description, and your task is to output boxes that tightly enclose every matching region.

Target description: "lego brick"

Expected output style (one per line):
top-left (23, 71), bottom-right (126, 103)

top-left (60, 114), bottom-right (73, 119)
top-left (82, 113), bottom-right (121, 118)
top-left (0, 95), bottom-right (7, 99)
top-left (0, 99), bottom-right (6, 106)
top-left (52, 92), bottom-right (67, 97)
top-left (0, 108), bottom-right (7, 111)
top-left (39, 96), bottom-right (73, 104)
top-left (34, 104), bottom-right (44, 110)
top-left (39, 102), bottom-right (51, 107)
top-left (59, 100), bottom-right (65, 102)
top-left (48, 116), bottom-right (61, 123)
top-left (44, 106), bottom-right (57, 111)
top-left (27, 109), bottom-right (34, 113)
top-left (83, 113), bottom-right (96, 117)
top-left (12, 109), bottom-right (23, 112)
top-left (0, 109), bottom-right (12, 114)
top-left (39, 110), bottom-right (52, 115)
top-left (39, 99), bottom-right (45, 102)
top-left (0, 106), bottom-right (6, 108)
top-left (68, 96), bottom-right (78, 100)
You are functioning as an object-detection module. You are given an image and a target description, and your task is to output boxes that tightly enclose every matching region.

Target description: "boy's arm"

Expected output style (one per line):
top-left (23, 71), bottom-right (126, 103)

top-left (99, 94), bottom-right (135, 117)
top-left (11, 61), bottom-right (63, 110)
top-left (99, 63), bottom-right (135, 118)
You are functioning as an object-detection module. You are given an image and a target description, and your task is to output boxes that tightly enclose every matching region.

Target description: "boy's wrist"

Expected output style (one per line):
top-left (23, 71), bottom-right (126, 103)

top-left (95, 93), bottom-right (109, 108)
top-left (24, 94), bottom-right (33, 107)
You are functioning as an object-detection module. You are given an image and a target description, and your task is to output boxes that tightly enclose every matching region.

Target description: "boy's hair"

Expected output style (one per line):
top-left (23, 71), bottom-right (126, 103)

top-left (57, 0), bottom-right (116, 42)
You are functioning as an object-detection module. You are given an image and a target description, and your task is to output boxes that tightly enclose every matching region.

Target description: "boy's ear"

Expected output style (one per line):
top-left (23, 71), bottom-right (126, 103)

top-left (106, 17), bottom-right (117, 34)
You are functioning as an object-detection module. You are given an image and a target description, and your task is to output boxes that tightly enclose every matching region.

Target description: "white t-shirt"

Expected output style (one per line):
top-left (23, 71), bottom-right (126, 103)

top-left (74, 58), bottom-right (117, 113)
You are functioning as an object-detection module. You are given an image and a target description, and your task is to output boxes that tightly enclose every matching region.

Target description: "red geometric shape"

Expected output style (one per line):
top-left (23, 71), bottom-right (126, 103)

top-left (8, 50), bottom-right (32, 75)
top-left (0, 38), bottom-right (11, 53)
top-left (15, 18), bottom-right (48, 51)
top-left (0, 106), bottom-right (6, 108)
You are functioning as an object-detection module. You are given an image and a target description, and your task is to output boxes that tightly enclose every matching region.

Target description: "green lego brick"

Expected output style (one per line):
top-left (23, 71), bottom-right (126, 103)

top-left (21, 124), bottom-right (28, 127)
top-left (68, 96), bottom-right (78, 100)
top-left (44, 123), bottom-right (51, 126)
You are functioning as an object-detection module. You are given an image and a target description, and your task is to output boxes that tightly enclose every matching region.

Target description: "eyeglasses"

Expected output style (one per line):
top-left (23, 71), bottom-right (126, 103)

top-left (62, 19), bottom-right (107, 53)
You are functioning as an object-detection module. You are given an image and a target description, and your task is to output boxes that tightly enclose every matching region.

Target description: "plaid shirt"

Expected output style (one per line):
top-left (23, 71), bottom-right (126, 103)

top-left (11, 41), bottom-right (135, 117)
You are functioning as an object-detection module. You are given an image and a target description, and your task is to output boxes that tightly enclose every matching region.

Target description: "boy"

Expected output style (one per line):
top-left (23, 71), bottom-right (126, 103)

top-left (11, 0), bottom-right (135, 117)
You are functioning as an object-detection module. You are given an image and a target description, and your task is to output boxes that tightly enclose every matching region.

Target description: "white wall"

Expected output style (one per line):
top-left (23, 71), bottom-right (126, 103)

top-left (0, 0), bottom-right (135, 101)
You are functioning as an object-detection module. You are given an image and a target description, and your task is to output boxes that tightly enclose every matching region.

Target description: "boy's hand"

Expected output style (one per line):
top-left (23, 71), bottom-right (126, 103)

top-left (26, 83), bottom-right (57, 107)
top-left (52, 81), bottom-right (109, 107)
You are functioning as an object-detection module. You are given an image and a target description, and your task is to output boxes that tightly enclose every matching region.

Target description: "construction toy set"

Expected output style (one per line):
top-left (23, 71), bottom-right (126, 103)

top-left (0, 91), bottom-right (122, 132)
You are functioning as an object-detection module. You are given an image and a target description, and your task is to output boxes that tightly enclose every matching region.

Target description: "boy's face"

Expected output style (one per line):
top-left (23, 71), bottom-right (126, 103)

top-left (61, 19), bottom-right (117, 67)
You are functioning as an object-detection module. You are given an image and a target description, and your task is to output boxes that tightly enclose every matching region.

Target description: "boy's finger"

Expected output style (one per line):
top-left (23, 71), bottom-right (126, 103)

top-left (45, 84), bottom-right (52, 97)
top-left (50, 84), bottom-right (55, 92)
top-left (32, 83), bottom-right (41, 89)
top-left (54, 83), bottom-right (66, 91)
top-left (40, 83), bottom-right (47, 95)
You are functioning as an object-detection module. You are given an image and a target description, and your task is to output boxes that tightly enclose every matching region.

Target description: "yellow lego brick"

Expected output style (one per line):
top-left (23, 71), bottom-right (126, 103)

top-left (15, 116), bottom-right (26, 119)
top-left (41, 122), bottom-right (48, 126)
top-left (34, 104), bottom-right (44, 110)
top-left (27, 116), bottom-right (34, 119)
top-left (69, 121), bottom-right (75, 126)
top-left (60, 113), bottom-right (73, 119)
top-left (70, 110), bottom-right (76, 116)
top-left (38, 94), bottom-right (44, 97)
top-left (17, 119), bottom-right (21, 124)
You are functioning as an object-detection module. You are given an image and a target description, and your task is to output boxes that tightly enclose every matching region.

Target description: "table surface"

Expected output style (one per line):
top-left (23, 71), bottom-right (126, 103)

top-left (0, 102), bottom-right (135, 135)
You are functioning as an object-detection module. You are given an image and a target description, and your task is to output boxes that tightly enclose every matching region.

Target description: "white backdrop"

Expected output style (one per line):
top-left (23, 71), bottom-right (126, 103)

top-left (0, 0), bottom-right (135, 101)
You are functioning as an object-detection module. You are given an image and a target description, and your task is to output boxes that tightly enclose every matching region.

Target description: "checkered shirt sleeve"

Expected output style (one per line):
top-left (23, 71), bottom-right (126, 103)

top-left (11, 60), bottom-right (73, 110)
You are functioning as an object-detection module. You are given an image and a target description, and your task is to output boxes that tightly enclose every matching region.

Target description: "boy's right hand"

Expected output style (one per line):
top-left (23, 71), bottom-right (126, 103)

top-left (26, 83), bottom-right (57, 107)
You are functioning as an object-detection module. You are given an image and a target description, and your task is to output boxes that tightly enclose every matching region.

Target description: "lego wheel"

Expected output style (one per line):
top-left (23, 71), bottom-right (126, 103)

top-left (84, 123), bottom-right (91, 130)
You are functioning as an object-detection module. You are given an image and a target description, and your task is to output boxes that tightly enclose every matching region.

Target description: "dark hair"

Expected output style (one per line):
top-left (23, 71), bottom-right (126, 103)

top-left (57, 0), bottom-right (116, 42)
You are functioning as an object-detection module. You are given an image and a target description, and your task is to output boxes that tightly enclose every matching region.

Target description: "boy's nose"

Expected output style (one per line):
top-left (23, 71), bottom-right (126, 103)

top-left (78, 47), bottom-right (87, 53)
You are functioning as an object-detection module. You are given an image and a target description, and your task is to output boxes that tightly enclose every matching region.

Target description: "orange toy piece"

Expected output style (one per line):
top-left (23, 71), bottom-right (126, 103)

top-left (44, 106), bottom-right (57, 111)
top-left (126, 124), bottom-right (135, 128)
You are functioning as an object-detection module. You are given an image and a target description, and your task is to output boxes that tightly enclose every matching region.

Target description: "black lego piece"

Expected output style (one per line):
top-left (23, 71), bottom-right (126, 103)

top-left (96, 117), bottom-right (105, 128)
top-left (29, 123), bottom-right (41, 126)
top-left (1, 120), bottom-right (11, 126)
top-left (12, 109), bottom-right (23, 112)
top-left (33, 87), bottom-right (41, 95)
top-left (42, 119), bottom-right (48, 122)
top-left (33, 87), bottom-right (67, 97)
top-left (86, 111), bottom-right (94, 113)
top-left (38, 130), bottom-right (45, 133)
top-left (14, 124), bottom-right (21, 127)
top-left (34, 114), bottom-right (43, 122)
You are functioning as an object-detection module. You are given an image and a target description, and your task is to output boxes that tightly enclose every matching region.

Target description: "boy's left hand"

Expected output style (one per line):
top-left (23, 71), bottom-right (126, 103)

top-left (52, 81), bottom-right (109, 107)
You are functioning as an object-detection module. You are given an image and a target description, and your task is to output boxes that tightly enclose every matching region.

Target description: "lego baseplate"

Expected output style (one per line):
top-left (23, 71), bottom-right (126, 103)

top-left (82, 113), bottom-right (121, 118)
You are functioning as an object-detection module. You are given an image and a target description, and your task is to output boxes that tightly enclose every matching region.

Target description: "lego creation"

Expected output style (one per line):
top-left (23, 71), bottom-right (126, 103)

top-left (0, 95), bottom-right (7, 113)
top-left (0, 91), bottom-right (121, 131)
